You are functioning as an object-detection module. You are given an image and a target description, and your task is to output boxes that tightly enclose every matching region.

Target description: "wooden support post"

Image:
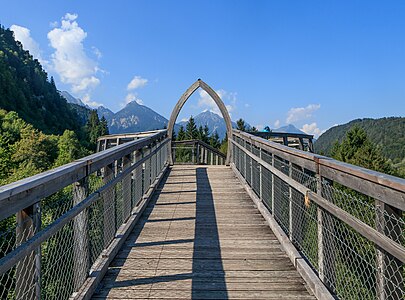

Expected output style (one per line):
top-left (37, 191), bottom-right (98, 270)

top-left (283, 136), bottom-right (288, 146)
top-left (73, 177), bottom-right (89, 291)
top-left (317, 173), bottom-right (325, 283)
top-left (376, 201), bottom-right (404, 300)
top-left (16, 203), bottom-right (41, 300)
top-left (132, 150), bottom-right (143, 206)
top-left (216, 155), bottom-right (219, 165)
top-left (192, 144), bottom-right (195, 164)
top-left (271, 153), bottom-right (275, 215)
top-left (288, 161), bottom-right (293, 240)
top-left (103, 163), bottom-right (116, 247)
top-left (259, 148), bottom-right (263, 200)
top-left (173, 147), bottom-right (176, 164)
top-left (298, 138), bottom-right (304, 151)
top-left (196, 143), bottom-right (200, 164)
top-left (210, 150), bottom-right (214, 165)
top-left (122, 154), bottom-right (132, 221)
top-left (308, 139), bottom-right (314, 153)
top-left (204, 147), bottom-right (208, 164)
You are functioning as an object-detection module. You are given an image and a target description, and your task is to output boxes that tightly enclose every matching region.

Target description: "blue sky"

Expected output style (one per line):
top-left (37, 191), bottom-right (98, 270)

top-left (1, 1), bottom-right (404, 137)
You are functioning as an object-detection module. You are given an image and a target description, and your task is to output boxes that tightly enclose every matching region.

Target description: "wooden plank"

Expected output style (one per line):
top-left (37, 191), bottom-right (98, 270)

top-left (90, 165), bottom-right (315, 300)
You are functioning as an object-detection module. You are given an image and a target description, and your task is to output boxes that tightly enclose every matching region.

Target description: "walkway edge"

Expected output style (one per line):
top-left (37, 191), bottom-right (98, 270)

top-left (230, 163), bottom-right (334, 300)
top-left (71, 164), bottom-right (170, 300)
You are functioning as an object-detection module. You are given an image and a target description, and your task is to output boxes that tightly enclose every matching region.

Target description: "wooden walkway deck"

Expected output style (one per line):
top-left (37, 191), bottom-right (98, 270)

top-left (92, 165), bottom-right (315, 299)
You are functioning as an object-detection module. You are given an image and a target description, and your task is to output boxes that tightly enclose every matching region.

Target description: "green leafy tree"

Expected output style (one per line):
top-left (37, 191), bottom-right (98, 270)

top-left (54, 130), bottom-right (88, 167)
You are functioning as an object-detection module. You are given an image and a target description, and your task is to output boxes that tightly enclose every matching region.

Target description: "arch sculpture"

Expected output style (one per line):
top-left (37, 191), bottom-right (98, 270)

top-left (167, 79), bottom-right (232, 165)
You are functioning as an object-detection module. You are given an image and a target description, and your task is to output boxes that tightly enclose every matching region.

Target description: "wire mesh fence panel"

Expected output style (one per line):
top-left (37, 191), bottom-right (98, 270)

top-left (231, 130), bottom-right (405, 300)
top-left (0, 132), bottom-right (169, 300)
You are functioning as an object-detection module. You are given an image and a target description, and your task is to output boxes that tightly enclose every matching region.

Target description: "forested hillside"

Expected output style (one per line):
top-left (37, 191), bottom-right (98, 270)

top-left (315, 117), bottom-right (405, 163)
top-left (0, 25), bottom-right (87, 136)
top-left (0, 25), bottom-right (109, 184)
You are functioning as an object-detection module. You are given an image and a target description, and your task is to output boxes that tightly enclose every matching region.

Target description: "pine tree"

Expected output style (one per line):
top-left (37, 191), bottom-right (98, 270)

top-left (236, 118), bottom-right (246, 131)
top-left (185, 116), bottom-right (198, 140)
top-left (209, 131), bottom-right (221, 149)
top-left (177, 126), bottom-right (186, 141)
top-left (99, 116), bottom-right (109, 136)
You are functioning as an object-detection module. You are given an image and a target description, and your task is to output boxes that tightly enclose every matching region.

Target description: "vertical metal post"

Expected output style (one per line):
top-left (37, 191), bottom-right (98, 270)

top-left (73, 177), bottom-right (89, 291)
top-left (16, 203), bottom-right (41, 300)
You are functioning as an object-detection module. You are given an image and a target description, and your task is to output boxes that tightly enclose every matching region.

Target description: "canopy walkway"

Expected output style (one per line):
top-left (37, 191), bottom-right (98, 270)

top-left (0, 80), bottom-right (404, 300)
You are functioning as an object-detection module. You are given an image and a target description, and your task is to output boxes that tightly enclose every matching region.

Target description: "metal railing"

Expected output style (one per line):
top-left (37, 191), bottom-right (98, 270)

top-left (172, 139), bottom-right (226, 165)
top-left (231, 129), bottom-right (405, 300)
top-left (0, 130), bottom-right (169, 300)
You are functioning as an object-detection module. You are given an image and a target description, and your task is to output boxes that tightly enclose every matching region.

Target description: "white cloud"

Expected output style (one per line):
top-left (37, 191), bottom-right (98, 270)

top-left (49, 21), bottom-right (58, 28)
top-left (127, 76), bottom-right (148, 90)
top-left (300, 123), bottom-right (325, 138)
top-left (244, 103), bottom-right (250, 108)
top-left (92, 46), bottom-right (102, 59)
top-left (274, 120), bottom-right (281, 128)
top-left (197, 89), bottom-right (236, 116)
top-left (286, 104), bottom-right (320, 124)
top-left (47, 13), bottom-right (101, 94)
top-left (82, 94), bottom-right (102, 108)
top-left (11, 25), bottom-right (45, 64)
top-left (255, 124), bottom-right (264, 131)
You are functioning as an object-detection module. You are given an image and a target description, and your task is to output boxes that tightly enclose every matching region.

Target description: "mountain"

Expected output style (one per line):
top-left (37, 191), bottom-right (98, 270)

top-left (275, 124), bottom-right (306, 135)
top-left (97, 106), bottom-right (114, 120)
top-left (59, 91), bottom-right (89, 108)
top-left (0, 25), bottom-right (88, 136)
top-left (101, 101), bottom-right (169, 134)
top-left (315, 117), bottom-right (405, 162)
top-left (178, 110), bottom-right (237, 139)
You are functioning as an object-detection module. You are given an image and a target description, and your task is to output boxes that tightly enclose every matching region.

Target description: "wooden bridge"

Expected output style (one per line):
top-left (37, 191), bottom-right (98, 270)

top-left (0, 80), bottom-right (404, 300)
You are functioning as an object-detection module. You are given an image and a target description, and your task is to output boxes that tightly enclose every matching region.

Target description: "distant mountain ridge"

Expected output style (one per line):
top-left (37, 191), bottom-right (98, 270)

top-left (315, 117), bottom-right (405, 162)
top-left (98, 101), bottom-right (170, 134)
top-left (274, 124), bottom-right (306, 135)
top-left (59, 91), bottom-right (90, 108)
top-left (178, 110), bottom-right (237, 139)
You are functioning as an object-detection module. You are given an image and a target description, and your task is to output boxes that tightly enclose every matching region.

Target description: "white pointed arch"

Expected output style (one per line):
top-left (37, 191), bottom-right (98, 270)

top-left (167, 79), bottom-right (232, 164)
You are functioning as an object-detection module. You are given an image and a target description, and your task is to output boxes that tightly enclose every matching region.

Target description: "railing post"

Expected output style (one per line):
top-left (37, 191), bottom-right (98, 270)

top-left (73, 177), bottom-right (89, 291)
top-left (196, 143), bottom-right (200, 164)
top-left (210, 150), bottom-right (214, 165)
top-left (216, 154), bottom-right (219, 165)
top-left (316, 172), bottom-right (325, 283)
top-left (376, 201), bottom-right (404, 300)
top-left (204, 147), bottom-right (208, 164)
top-left (15, 203), bottom-right (41, 300)
top-left (288, 161), bottom-right (293, 240)
top-left (271, 153), bottom-right (275, 214)
top-left (259, 148), bottom-right (263, 200)
top-left (103, 163), bottom-right (116, 247)
top-left (122, 154), bottom-right (132, 221)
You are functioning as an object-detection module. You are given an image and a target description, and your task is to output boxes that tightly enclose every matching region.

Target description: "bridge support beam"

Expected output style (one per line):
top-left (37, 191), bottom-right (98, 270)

top-left (73, 177), bottom-right (89, 291)
top-left (16, 204), bottom-right (41, 300)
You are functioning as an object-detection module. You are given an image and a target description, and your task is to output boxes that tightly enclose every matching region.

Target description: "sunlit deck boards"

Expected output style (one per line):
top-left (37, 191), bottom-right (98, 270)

top-left (92, 165), bottom-right (315, 299)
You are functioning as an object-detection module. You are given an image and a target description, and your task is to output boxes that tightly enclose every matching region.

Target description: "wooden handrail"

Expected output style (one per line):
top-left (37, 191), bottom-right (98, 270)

top-left (0, 130), bottom-right (168, 221)
top-left (232, 129), bottom-right (405, 210)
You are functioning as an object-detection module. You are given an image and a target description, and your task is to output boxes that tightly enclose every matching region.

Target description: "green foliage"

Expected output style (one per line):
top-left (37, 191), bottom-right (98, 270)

top-left (315, 117), bottom-right (405, 164)
top-left (85, 110), bottom-right (109, 151)
top-left (0, 110), bottom-right (87, 185)
top-left (177, 126), bottom-right (186, 141)
top-left (185, 116), bottom-right (198, 140)
top-left (0, 25), bottom-right (88, 138)
top-left (236, 118), bottom-right (247, 131)
top-left (331, 126), bottom-right (395, 175)
top-left (209, 131), bottom-right (221, 149)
